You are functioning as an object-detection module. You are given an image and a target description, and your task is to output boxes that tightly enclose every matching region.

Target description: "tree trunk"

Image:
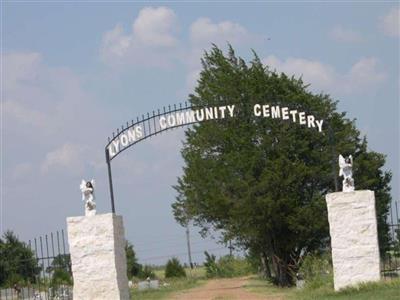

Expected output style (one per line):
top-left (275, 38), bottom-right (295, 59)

top-left (272, 255), bottom-right (293, 287)
top-left (266, 234), bottom-right (293, 286)
top-left (260, 252), bottom-right (272, 279)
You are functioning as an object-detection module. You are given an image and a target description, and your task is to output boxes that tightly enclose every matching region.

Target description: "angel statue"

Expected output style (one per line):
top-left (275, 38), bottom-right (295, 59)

top-left (339, 154), bottom-right (354, 192)
top-left (80, 179), bottom-right (96, 216)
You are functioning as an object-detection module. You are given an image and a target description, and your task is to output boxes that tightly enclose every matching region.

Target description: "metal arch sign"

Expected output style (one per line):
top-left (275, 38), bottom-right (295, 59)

top-left (105, 102), bottom-right (325, 213)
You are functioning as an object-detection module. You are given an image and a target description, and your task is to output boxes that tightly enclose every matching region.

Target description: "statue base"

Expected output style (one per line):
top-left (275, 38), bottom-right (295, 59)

top-left (326, 190), bottom-right (380, 291)
top-left (67, 213), bottom-right (130, 299)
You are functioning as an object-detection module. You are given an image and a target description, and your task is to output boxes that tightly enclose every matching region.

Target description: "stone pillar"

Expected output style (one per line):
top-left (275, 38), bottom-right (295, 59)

top-left (67, 213), bottom-right (130, 300)
top-left (326, 190), bottom-right (380, 291)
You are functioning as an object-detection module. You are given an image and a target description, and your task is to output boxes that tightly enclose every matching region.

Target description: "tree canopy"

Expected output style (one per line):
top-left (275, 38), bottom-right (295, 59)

top-left (47, 254), bottom-right (72, 287)
top-left (172, 45), bottom-right (392, 286)
top-left (0, 231), bottom-right (40, 286)
top-left (126, 241), bottom-right (142, 278)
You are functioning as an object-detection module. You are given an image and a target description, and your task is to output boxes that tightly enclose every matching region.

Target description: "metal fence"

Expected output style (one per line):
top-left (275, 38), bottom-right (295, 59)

top-left (0, 230), bottom-right (72, 300)
top-left (381, 200), bottom-right (400, 278)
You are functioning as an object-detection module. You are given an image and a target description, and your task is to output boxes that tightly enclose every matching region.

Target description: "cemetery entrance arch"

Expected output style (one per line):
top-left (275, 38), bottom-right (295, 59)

top-left (105, 102), bottom-right (325, 213)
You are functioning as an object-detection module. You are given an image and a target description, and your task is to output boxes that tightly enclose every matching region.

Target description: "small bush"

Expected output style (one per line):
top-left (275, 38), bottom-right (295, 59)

top-left (204, 252), bottom-right (253, 278)
top-left (204, 252), bottom-right (219, 278)
top-left (139, 265), bottom-right (156, 280)
top-left (50, 269), bottom-right (72, 287)
top-left (298, 252), bottom-right (333, 289)
top-left (165, 258), bottom-right (186, 278)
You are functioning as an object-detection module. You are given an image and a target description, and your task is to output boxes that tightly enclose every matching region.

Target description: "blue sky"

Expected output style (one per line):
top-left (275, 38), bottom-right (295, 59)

top-left (2, 2), bottom-right (399, 265)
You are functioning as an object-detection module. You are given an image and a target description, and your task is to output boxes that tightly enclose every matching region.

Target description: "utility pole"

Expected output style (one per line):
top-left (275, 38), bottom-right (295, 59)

top-left (186, 224), bottom-right (193, 269)
top-left (229, 240), bottom-right (233, 256)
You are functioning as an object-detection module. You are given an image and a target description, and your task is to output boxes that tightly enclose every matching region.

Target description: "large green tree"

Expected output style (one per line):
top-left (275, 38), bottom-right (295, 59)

top-left (172, 46), bottom-right (392, 286)
top-left (0, 231), bottom-right (40, 286)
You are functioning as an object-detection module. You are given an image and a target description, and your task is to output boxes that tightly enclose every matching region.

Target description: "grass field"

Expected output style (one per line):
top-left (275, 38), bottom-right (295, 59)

top-left (244, 277), bottom-right (292, 298)
top-left (292, 278), bottom-right (400, 300)
top-left (246, 276), bottom-right (400, 300)
top-left (132, 266), bottom-right (400, 300)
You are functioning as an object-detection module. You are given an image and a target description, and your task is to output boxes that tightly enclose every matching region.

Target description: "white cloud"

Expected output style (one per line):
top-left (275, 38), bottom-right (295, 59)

top-left (4, 50), bottom-right (110, 188)
top-left (263, 55), bottom-right (386, 94)
top-left (99, 8), bottom-right (258, 94)
top-left (133, 7), bottom-right (178, 47)
top-left (99, 7), bottom-right (259, 95)
top-left (100, 6), bottom-right (180, 67)
top-left (184, 18), bottom-right (258, 93)
top-left (101, 24), bottom-right (132, 58)
top-left (3, 52), bottom-right (98, 136)
top-left (263, 55), bottom-right (336, 90)
top-left (330, 25), bottom-right (364, 43)
top-left (380, 7), bottom-right (400, 37)
top-left (190, 17), bottom-right (253, 47)
top-left (41, 143), bottom-right (88, 174)
top-left (4, 100), bottom-right (47, 128)
top-left (4, 52), bottom-right (41, 92)
top-left (345, 57), bottom-right (386, 89)
top-left (3, 52), bottom-right (59, 136)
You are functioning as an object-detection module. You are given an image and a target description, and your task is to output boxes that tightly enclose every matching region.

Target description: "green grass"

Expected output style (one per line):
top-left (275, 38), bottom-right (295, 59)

top-left (244, 276), bottom-right (295, 298)
top-left (133, 268), bottom-right (400, 300)
top-left (246, 276), bottom-right (400, 300)
top-left (292, 278), bottom-right (400, 300)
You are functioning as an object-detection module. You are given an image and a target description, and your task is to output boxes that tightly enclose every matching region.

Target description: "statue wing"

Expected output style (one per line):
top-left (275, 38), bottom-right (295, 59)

top-left (80, 179), bottom-right (86, 191)
top-left (338, 155), bottom-right (345, 176)
top-left (90, 179), bottom-right (95, 188)
top-left (338, 155), bottom-right (346, 168)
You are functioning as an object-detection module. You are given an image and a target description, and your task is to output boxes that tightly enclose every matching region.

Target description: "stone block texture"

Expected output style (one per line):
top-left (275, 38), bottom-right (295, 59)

top-left (67, 213), bottom-right (130, 300)
top-left (326, 190), bottom-right (380, 291)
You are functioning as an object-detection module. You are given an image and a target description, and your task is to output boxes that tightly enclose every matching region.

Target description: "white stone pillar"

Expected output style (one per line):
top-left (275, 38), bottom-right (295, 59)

top-left (326, 190), bottom-right (380, 291)
top-left (67, 213), bottom-right (130, 300)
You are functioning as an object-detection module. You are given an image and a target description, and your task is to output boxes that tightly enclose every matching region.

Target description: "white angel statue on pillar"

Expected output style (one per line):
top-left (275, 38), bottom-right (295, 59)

top-left (339, 154), bottom-right (354, 192)
top-left (80, 179), bottom-right (96, 216)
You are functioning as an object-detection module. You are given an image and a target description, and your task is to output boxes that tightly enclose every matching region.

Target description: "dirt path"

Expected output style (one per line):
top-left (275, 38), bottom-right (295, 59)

top-left (169, 277), bottom-right (283, 300)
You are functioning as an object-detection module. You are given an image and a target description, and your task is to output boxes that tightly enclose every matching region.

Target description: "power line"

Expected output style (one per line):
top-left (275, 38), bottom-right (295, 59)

top-left (139, 247), bottom-right (228, 262)
top-left (134, 239), bottom-right (220, 252)
top-left (128, 234), bottom-right (220, 247)
top-left (132, 236), bottom-right (217, 247)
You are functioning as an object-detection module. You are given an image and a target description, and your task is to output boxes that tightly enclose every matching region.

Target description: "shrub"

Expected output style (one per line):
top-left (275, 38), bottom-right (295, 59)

top-left (125, 242), bottom-right (142, 278)
top-left (165, 258), bottom-right (186, 278)
top-left (50, 269), bottom-right (72, 287)
top-left (139, 265), bottom-right (156, 280)
top-left (204, 251), bottom-right (253, 278)
top-left (298, 252), bottom-right (333, 289)
top-left (204, 252), bottom-right (220, 278)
